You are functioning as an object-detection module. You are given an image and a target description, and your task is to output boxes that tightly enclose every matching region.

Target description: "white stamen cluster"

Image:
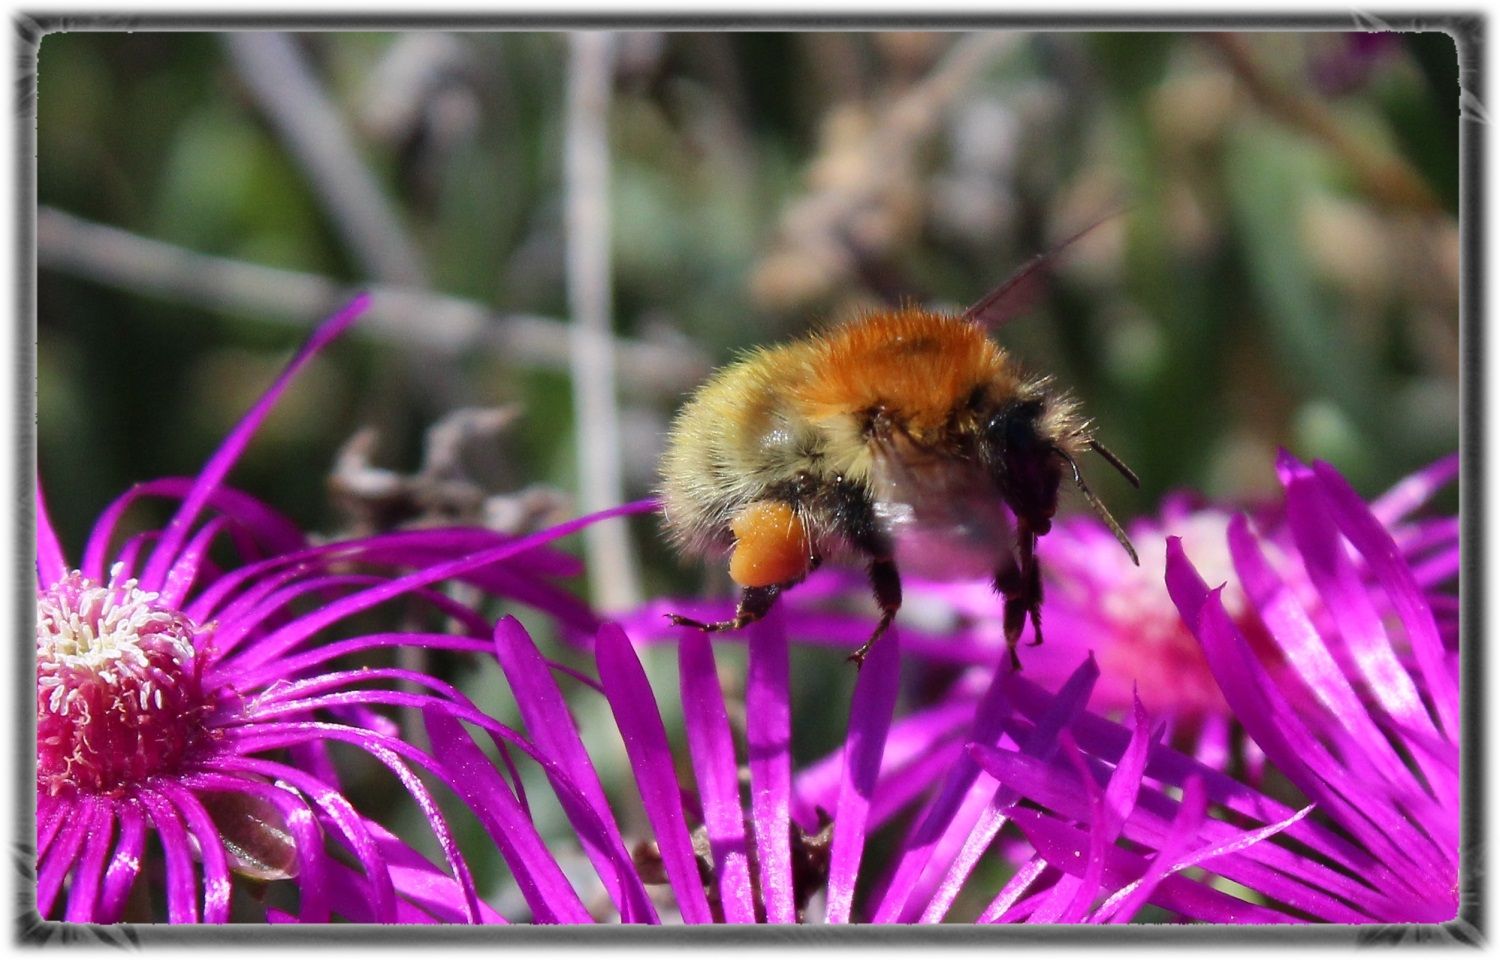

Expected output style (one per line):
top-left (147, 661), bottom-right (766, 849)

top-left (37, 567), bottom-right (211, 796)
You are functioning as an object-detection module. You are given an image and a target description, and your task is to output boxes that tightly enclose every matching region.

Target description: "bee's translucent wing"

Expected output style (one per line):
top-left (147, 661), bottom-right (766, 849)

top-left (868, 435), bottom-right (1015, 582)
top-left (961, 207), bottom-right (1128, 331)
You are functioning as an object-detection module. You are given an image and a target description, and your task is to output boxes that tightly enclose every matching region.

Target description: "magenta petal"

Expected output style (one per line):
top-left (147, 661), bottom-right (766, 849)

top-left (595, 623), bottom-right (713, 924)
top-left (182, 770), bottom-right (336, 922)
top-left (1008, 807), bottom-right (1297, 923)
top-left (365, 823), bottom-right (509, 924)
top-left (37, 796), bottom-right (66, 858)
top-left (1283, 468), bottom-right (1443, 750)
top-left (139, 294), bottom-right (370, 591)
top-left (1228, 515), bottom-right (1413, 788)
top-left (156, 516), bottom-right (232, 606)
top-left (492, 617), bottom-right (655, 922)
top-left (422, 706), bottom-right (591, 923)
top-left (1312, 460), bottom-right (1459, 737)
top-left (798, 696), bottom-right (975, 828)
top-left (244, 500), bottom-right (656, 668)
top-left (1095, 775), bottom-right (1207, 922)
top-left (1035, 698), bottom-right (1153, 924)
top-left (62, 801), bottom-right (114, 922)
top-left (213, 755), bottom-right (398, 921)
top-left (35, 483), bottom-right (68, 587)
top-left (157, 516), bottom-right (231, 609)
top-left (97, 800), bottom-right (147, 923)
top-left (918, 655), bottom-right (1098, 923)
top-left (976, 856), bottom-right (1048, 923)
top-left (872, 667), bottom-right (1013, 923)
top-left (745, 610), bottom-right (796, 924)
top-left (678, 631), bottom-right (757, 923)
top-left (824, 630), bottom-right (902, 924)
top-left (84, 477), bottom-right (306, 583)
top-left (37, 798), bottom-right (94, 917)
top-left (138, 789), bottom-right (200, 923)
top-left (156, 783), bottom-right (232, 923)
top-left (1370, 453), bottom-right (1459, 526)
top-left (1167, 547), bottom-right (1450, 903)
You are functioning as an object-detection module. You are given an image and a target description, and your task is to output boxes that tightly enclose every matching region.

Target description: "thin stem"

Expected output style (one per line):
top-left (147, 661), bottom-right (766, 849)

top-left (566, 31), bottom-right (639, 611)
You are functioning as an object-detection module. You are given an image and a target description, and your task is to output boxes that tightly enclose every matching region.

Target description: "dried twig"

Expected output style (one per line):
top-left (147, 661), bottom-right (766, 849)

top-left (36, 206), bottom-right (710, 398)
top-left (223, 32), bottom-right (431, 285)
top-left (1205, 33), bottom-right (1441, 215)
top-left (566, 31), bottom-right (640, 611)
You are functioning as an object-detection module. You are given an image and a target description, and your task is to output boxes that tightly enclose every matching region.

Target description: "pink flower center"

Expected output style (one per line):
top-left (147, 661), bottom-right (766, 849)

top-left (36, 569), bottom-right (215, 797)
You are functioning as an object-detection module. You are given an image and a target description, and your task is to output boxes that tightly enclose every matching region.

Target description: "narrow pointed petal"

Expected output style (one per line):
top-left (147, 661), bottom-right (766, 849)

top-left (35, 483), bottom-right (68, 588)
top-left (1369, 453), bottom-right (1459, 526)
top-left (140, 294), bottom-right (370, 591)
top-left (825, 630), bottom-right (902, 924)
top-left (746, 610), bottom-right (797, 923)
top-left (595, 623), bottom-right (713, 924)
top-left (1312, 460), bottom-right (1459, 737)
top-left (1092, 775), bottom-right (1208, 923)
top-left (918, 655), bottom-right (1097, 923)
top-left (1009, 807), bottom-right (1298, 923)
top-left (62, 801), bottom-right (114, 922)
top-left (678, 631), bottom-right (757, 923)
top-left (37, 798), bottom-right (95, 917)
top-left (493, 617), bottom-right (655, 922)
top-left (157, 783), bottom-right (232, 923)
top-left (873, 667), bottom-right (1013, 923)
top-left (976, 856), bottom-right (1048, 923)
top-left (96, 800), bottom-right (147, 923)
top-left (138, 790), bottom-right (200, 923)
top-left (242, 500), bottom-right (656, 671)
top-left (213, 755), bottom-right (397, 922)
top-left (422, 706), bottom-right (592, 923)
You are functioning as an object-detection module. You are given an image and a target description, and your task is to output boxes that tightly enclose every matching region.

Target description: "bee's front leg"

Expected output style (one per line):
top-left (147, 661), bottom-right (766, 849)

top-left (994, 528), bottom-right (1042, 670)
top-left (667, 584), bottom-right (781, 634)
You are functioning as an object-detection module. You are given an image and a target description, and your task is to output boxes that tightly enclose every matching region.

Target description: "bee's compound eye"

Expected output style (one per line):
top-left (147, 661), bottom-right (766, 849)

top-left (985, 399), bottom-right (1061, 524)
top-left (986, 399), bottom-right (1045, 459)
top-left (728, 501), bottom-right (811, 588)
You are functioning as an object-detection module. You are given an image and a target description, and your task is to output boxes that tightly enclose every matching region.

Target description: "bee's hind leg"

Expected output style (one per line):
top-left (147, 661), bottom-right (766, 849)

top-left (848, 557), bottom-right (902, 668)
top-left (666, 584), bottom-right (782, 634)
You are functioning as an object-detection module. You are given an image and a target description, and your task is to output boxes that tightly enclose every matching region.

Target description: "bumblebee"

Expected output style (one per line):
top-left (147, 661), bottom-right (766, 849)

top-left (659, 235), bottom-right (1139, 670)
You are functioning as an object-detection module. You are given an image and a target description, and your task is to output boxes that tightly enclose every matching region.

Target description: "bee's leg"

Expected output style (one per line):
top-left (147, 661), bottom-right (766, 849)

top-left (993, 529), bottom-right (1044, 669)
top-left (1019, 526), bottom-right (1044, 647)
top-left (848, 557), bottom-right (902, 667)
top-left (993, 564), bottom-right (1027, 671)
top-left (667, 584), bottom-right (781, 634)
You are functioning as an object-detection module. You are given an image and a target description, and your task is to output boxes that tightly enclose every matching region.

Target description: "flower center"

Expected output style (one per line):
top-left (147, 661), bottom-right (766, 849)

top-left (37, 569), bottom-right (214, 796)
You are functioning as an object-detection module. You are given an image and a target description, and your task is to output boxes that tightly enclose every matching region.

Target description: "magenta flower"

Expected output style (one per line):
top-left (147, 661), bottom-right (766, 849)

top-left (587, 454), bottom-right (1459, 924)
top-left (965, 453), bottom-right (1459, 923)
top-left (34, 296), bottom-right (650, 924)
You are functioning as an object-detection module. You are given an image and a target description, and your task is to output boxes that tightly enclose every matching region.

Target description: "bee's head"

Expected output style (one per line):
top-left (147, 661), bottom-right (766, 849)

top-left (981, 397), bottom-right (1063, 533)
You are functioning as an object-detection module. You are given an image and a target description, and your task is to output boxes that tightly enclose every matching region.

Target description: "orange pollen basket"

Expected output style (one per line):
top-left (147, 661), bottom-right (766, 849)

top-left (729, 501), bottom-right (811, 588)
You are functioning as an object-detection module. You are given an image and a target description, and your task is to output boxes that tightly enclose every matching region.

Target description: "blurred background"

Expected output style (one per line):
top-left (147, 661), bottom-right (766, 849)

top-left (35, 30), bottom-right (1461, 916)
top-left (37, 30), bottom-right (1461, 587)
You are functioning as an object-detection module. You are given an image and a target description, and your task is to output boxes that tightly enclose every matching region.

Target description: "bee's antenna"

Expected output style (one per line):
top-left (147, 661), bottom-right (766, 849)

top-left (1088, 439), bottom-right (1140, 488)
top-left (1059, 450), bottom-right (1139, 566)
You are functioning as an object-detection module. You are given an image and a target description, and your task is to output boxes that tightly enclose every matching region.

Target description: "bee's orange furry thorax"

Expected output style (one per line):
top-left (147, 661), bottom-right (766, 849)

top-left (794, 308), bottom-right (1014, 435)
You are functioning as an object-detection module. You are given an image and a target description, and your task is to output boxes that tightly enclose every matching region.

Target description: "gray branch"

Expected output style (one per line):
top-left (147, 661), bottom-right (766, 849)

top-left (223, 32), bottom-right (430, 286)
top-left (37, 206), bottom-right (709, 399)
